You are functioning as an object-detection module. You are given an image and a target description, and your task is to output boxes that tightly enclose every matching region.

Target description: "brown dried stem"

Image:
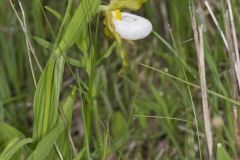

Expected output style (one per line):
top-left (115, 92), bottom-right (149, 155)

top-left (191, 5), bottom-right (213, 159)
top-left (224, 10), bottom-right (240, 160)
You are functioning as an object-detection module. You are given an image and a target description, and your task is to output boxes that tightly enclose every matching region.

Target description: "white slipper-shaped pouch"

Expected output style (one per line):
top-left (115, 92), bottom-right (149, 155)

top-left (112, 12), bottom-right (153, 41)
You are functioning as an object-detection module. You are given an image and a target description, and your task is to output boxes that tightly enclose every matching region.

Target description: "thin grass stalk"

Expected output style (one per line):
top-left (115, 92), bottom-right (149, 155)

top-left (59, 105), bottom-right (77, 157)
top-left (12, 0), bottom-right (43, 72)
top-left (9, 0), bottom-right (38, 86)
top-left (203, 0), bottom-right (229, 51)
top-left (85, 49), bottom-right (95, 159)
top-left (54, 143), bottom-right (64, 160)
top-left (127, 74), bottom-right (142, 123)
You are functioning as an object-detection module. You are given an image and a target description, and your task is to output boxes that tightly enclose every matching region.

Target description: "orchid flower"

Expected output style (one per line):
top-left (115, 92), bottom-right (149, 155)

top-left (102, 0), bottom-right (153, 70)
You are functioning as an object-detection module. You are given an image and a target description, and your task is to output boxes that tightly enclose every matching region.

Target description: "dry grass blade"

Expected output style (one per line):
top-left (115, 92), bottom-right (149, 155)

top-left (224, 0), bottom-right (240, 158)
top-left (9, 0), bottom-right (44, 86)
top-left (11, 0), bottom-right (43, 72)
top-left (9, 0), bottom-right (37, 86)
top-left (59, 105), bottom-right (77, 156)
top-left (224, 11), bottom-right (240, 159)
top-left (18, 1), bottom-right (43, 72)
top-left (226, 0), bottom-right (240, 63)
top-left (198, 25), bottom-right (213, 160)
top-left (191, 8), bottom-right (213, 159)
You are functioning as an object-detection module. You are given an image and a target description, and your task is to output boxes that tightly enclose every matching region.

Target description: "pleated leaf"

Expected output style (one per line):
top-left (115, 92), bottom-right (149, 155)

top-left (32, 55), bottom-right (65, 143)
top-left (29, 89), bottom-right (76, 160)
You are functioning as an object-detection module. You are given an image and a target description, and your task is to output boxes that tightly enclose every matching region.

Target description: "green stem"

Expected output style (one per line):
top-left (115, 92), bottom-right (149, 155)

top-left (85, 48), bottom-right (95, 159)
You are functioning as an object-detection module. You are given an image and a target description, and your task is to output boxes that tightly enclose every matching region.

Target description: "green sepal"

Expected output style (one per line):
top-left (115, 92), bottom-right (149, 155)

top-left (109, 0), bottom-right (147, 11)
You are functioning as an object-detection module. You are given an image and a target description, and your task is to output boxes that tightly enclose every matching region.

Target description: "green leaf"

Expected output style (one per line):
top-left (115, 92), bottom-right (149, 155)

top-left (97, 42), bottom-right (117, 64)
top-left (76, 25), bottom-right (89, 54)
top-left (61, 88), bottom-right (77, 123)
top-left (217, 143), bottom-right (232, 160)
top-left (110, 112), bottom-right (128, 139)
top-left (33, 36), bottom-right (53, 49)
top-left (32, 54), bottom-right (65, 143)
top-left (0, 122), bottom-right (24, 151)
top-left (73, 148), bottom-right (86, 160)
top-left (55, 0), bottom-right (101, 54)
top-left (27, 124), bottom-right (64, 160)
top-left (0, 138), bottom-right (32, 160)
top-left (32, 0), bottom-right (76, 144)
top-left (0, 64), bottom-right (11, 100)
top-left (54, 0), bottom-right (73, 48)
top-left (32, 0), bottom-right (100, 154)
top-left (66, 56), bottom-right (84, 68)
top-left (0, 122), bottom-right (28, 159)
top-left (44, 6), bottom-right (63, 21)
top-left (110, 112), bottom-right (129, 151)
top-left (110, 0), bottom-right (147, 11)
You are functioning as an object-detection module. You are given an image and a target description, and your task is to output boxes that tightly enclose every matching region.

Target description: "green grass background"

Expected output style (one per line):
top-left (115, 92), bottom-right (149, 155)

top-left (0, 0), bottom-right (239, 159)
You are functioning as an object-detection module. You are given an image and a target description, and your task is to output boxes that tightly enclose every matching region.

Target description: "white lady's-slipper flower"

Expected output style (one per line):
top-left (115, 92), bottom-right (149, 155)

top-left (111, 10), bottom-right (152, 41)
